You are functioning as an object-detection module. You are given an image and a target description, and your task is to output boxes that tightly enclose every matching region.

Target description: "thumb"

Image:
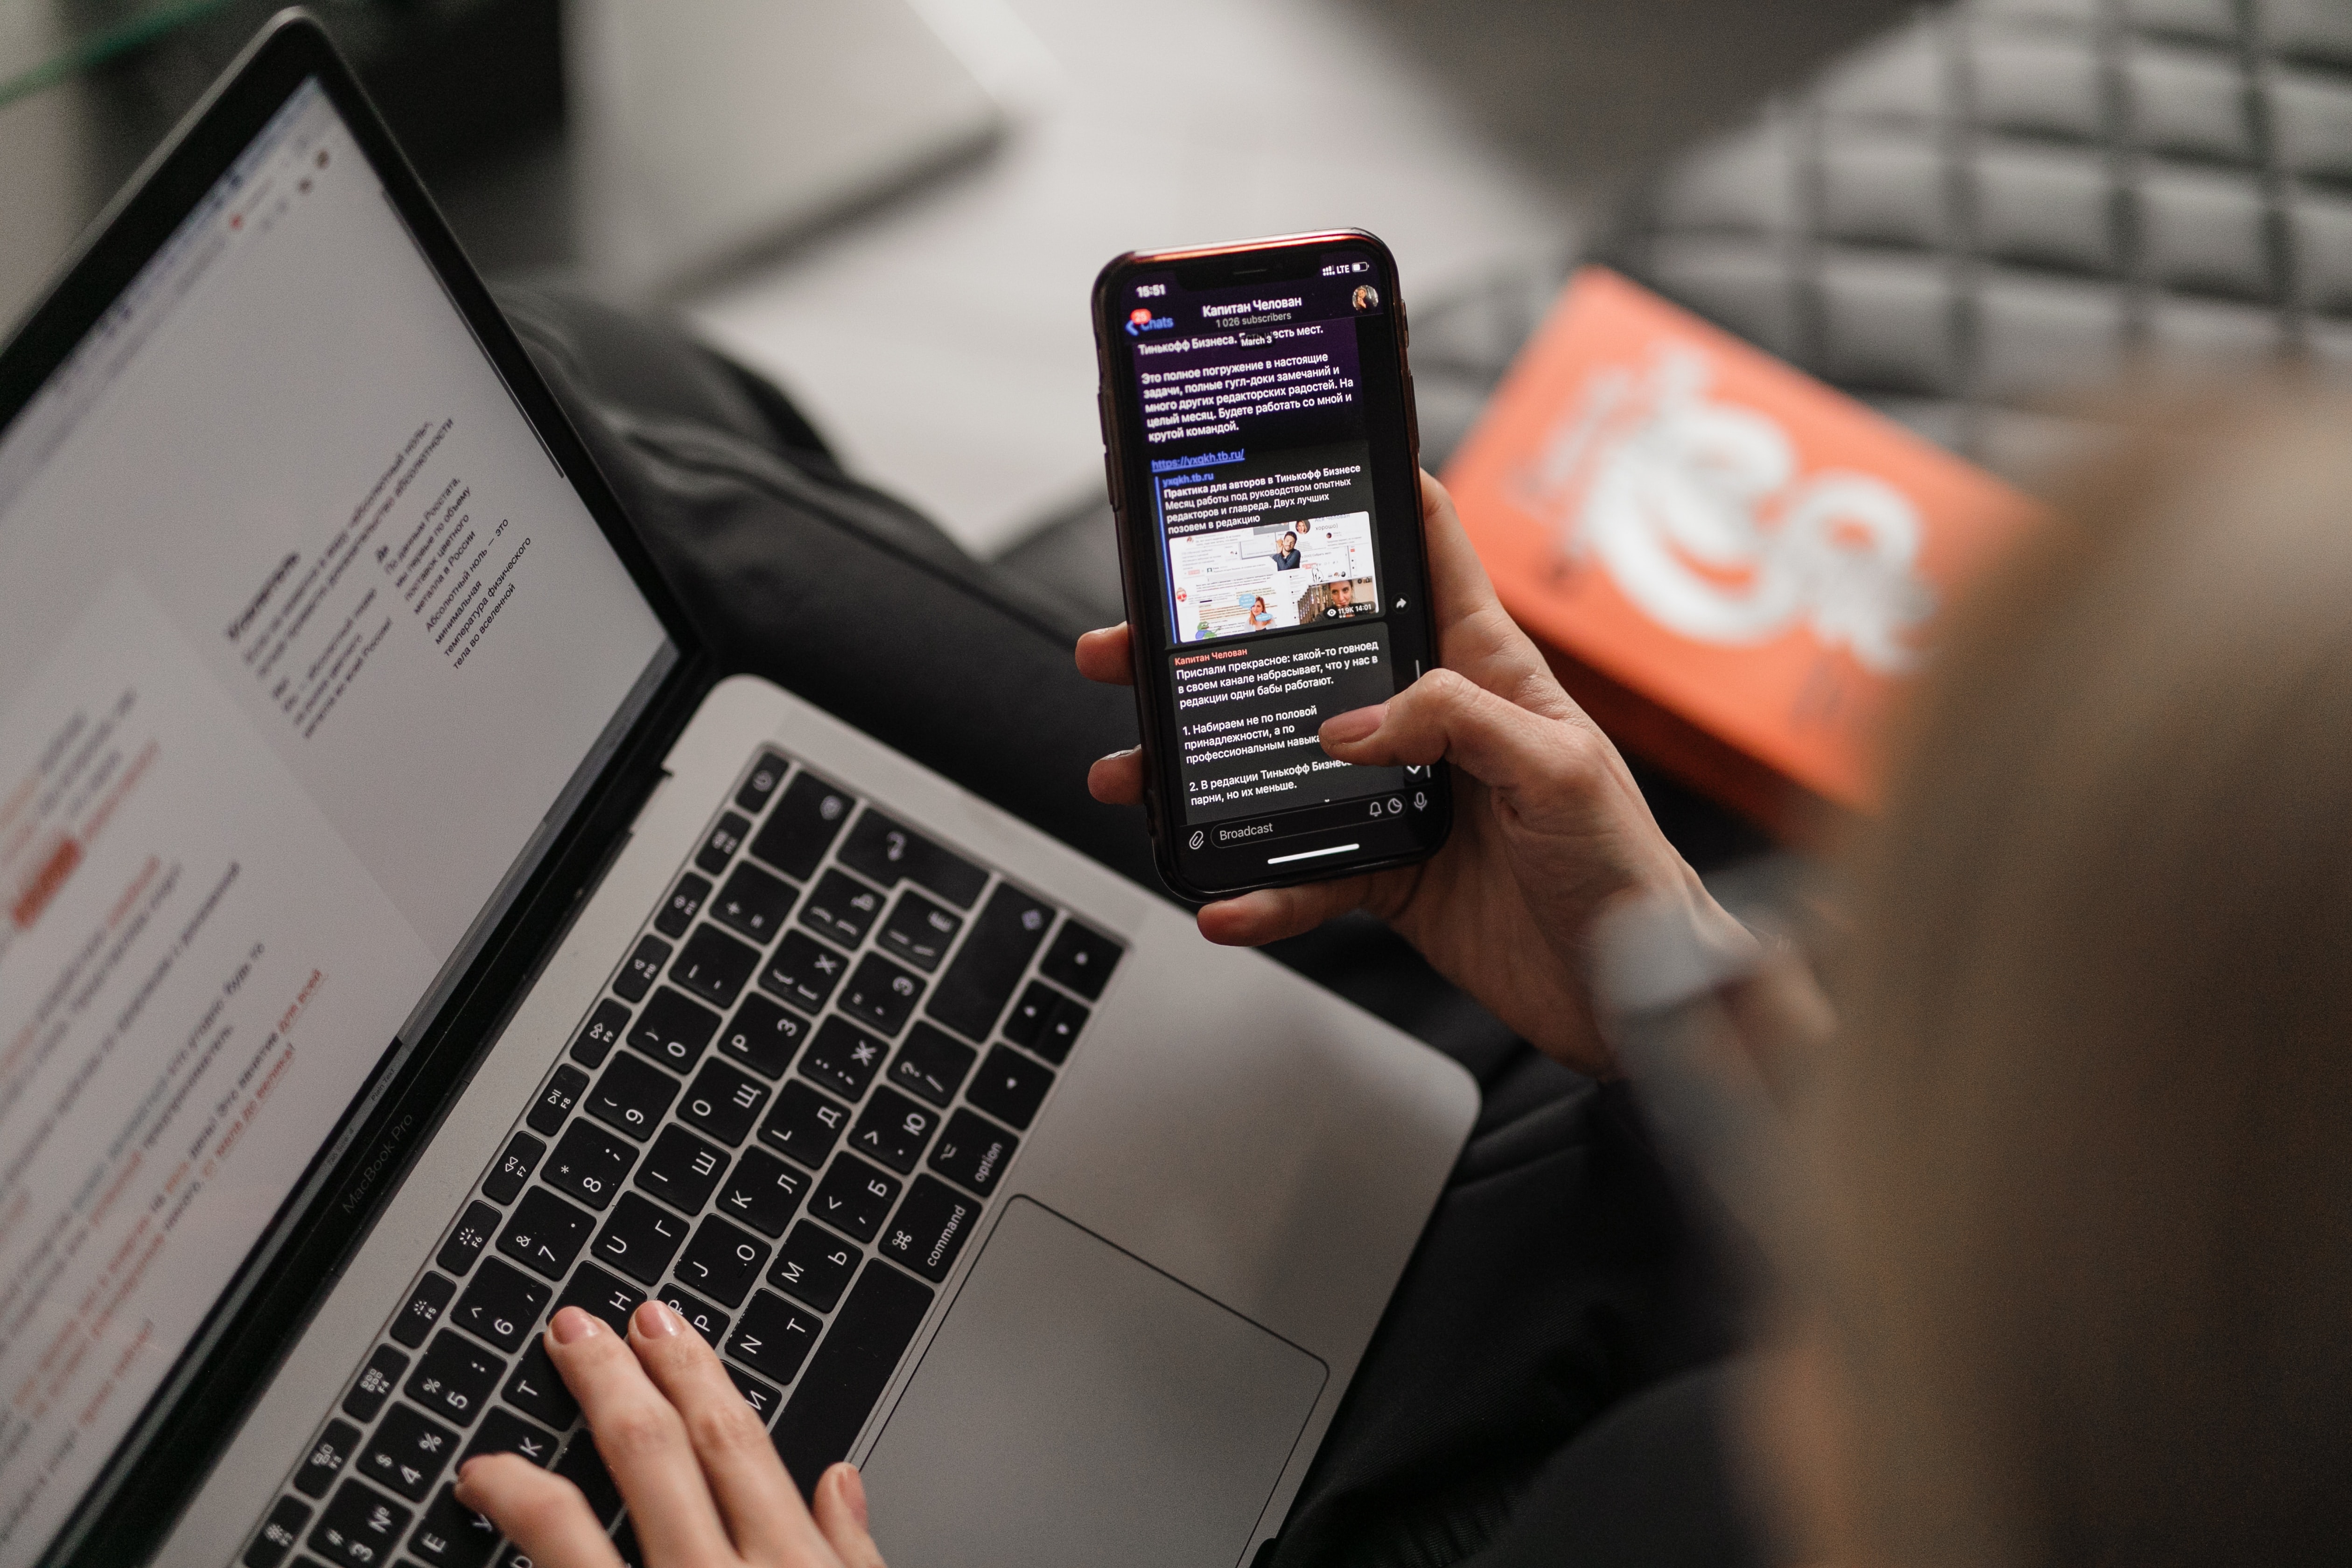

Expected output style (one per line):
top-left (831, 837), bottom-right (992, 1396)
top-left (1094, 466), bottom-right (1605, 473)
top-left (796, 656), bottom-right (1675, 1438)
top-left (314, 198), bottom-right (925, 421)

top-left (1320, 667), bottom-right (1590, 798)
top-left (813, 1463), bottom-right (887, 1568)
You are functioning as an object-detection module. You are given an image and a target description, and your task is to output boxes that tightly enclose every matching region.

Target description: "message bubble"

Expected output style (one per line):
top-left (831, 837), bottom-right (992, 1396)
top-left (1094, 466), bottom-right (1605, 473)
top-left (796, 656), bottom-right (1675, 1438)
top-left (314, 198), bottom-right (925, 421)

top-left (1168, 620), bottom-right (1403, 823)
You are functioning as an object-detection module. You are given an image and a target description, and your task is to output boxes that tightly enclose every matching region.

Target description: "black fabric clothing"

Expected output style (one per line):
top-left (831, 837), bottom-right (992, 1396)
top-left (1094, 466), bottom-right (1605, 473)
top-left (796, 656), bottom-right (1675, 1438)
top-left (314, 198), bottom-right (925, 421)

top-left (494, 283), bottom-right (1765, 1568)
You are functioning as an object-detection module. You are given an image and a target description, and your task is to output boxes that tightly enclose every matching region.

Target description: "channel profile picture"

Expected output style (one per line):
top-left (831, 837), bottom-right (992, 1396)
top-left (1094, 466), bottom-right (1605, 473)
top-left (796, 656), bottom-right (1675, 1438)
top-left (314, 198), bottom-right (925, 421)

top-left (1352, 284), bottom-right (1380, 312)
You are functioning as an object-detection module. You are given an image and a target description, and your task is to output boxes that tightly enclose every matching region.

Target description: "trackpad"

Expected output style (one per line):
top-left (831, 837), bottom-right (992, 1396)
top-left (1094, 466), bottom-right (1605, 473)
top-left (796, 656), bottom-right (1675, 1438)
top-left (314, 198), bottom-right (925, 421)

top-left (860, 1198), bottom-right (1327, 1568)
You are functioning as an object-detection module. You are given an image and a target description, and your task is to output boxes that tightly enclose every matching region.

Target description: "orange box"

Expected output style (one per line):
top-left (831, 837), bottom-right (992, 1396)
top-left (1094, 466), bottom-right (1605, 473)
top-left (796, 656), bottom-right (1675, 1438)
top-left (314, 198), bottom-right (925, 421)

top-left (1442, 266), bottom-right (2038, 835)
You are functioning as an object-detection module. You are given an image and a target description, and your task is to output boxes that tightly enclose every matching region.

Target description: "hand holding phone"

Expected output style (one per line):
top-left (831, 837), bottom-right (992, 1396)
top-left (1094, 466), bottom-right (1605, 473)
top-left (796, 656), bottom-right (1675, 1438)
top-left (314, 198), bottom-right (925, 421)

top-left (1078, 473), bottom-right (1734, 1076)
top-left (1091, 230), bottom-right (1451, 898)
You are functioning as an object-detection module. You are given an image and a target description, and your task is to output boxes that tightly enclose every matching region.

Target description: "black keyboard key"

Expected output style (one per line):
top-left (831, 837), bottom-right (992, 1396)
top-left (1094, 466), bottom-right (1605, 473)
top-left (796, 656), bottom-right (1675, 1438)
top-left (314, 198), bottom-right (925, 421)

top-left (612, 1514), bottom-right (645, 1568)
top-left (405, 1331), bottom-right (504, 1427)
top-left (501, 1340), bottom-right (578, 1429)
top-left (736, 751), bottom-right (789, 814)
top-left (359, 1403), bottom-right (457, 1501)
top-left (593, 1192), bottom-right (690, 1285)
top-left (308, 1479), bottom-right (410, 1568)
top-left (798, 1016), bottom-right (888, 1101)
top-left (343, 1344), bottom-right (408, 1422)
top-left (463, 1407), bottom-right (558, 1467)
top-left (634, 1124), bottom-right (729, 1214)
top-left (654, 1282), bottom-right (729, 1345)
top-left (759, 931), bottom-right (849, 1014)
top-left (1040, 918), bottom-right (1123, 1000)
top-left (810, 1155), bottom-right (901, 1243)
top-left (965, 1044), bottom-right (1054, 1130)
top-left (436, 1202), bottom-right (501, 1277)
top-left (767, 1222), bottom-right (860, 1313)
top-left (543, 1120), bottom-right (637, 1211)
top-left (877, 888), bottom-right (961, 972)
top-left (553, 1435), bottom-right (622, 1524)
top-left (654, 873), bottom-right (711, 940)
top-left (719, 993), bottom-right (811, 1080)
top-left (672, 924), bottom-right (759, 1008)
top-left (553, 1260), bottom-right (644, 1336)
top-left (798, 868), bottom-right (885, 948)
top-left (925, 883), bottom-right (1054, 1042)
top-left (848, 1087), bottom-right (939, 1175)
top-left (571, 999), bottom-right (632, 1069)
top-left (497, 1188), bottom-right (595, 1280)
top-left (927, 1108), bottom-right (1017, 1198)
top-left (725, 1362), bottom-right (784, 1426)
top-left (1001, 980), bottom-right (1056, 1048)
top-left (711, 860), bottom-right (797, 944)
top-left (626, 987), bottom-right (720, 1074)
top-left (750, 771), bottom-right (854, 880)
top-left (451, 1258), bottom-right (551, 1352)
top-left (391, 1272), bottom-right (456, 1348)
top-left (587, 1053), bottom-right (679, 1142)
top-left (772, 1263), bottom-right (934, 1498)
top-left (245, 1495), bottom-right (310, 1567)
top-left (408, 1485), bottom-right (500, 1568)
top-left (838, 810), bottom-right (988, 908)
top-left (674, 1214), bottom-right (771, 1306)
top-left (888, 1023), bottom-right (975, 1108)
top-left (529, 1065), bottom-right (588, 1137)
top-left (839, 952), bottom-right (924, 1036)
top-left (482, 1132), bottom-right (545, 1205)
top-left (697, 811), bottom-right (752, 876)
top-left (614, 934), bottom-right (671, 1002)
top-left (1034, 994), bottom-right (1089, 1065)
top-left (679, 1056), bottom-right (771, 1146)
top-left (294, 1419), bottom-right (363, 1498)
top-left (717, 1148), bottom-right (809, 1238)
top-left (879, 1176), bottom-right (978, 1283)
top-left (727, 1290), bottom-right (822, 1385)
top-left (759, 1080), bottom-right (851, 1168)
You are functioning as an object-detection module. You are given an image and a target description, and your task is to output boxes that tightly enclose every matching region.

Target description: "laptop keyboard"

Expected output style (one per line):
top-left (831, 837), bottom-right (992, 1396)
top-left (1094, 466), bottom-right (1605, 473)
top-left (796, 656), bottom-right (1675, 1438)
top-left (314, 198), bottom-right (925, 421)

top-left (240, 749), bottom-right (1123, 1568)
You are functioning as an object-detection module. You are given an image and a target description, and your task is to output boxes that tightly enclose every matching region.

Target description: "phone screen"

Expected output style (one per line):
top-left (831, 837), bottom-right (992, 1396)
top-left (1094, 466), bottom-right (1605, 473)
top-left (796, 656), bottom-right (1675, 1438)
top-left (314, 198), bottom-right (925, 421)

top-left (1100, 237), bottom-right (1448, 893)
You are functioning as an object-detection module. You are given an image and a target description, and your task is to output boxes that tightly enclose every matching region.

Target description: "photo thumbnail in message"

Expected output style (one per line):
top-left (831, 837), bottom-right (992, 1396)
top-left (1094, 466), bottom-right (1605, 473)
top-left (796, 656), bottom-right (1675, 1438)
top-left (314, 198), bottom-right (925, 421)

top-left (1169, 511), bottom-right (1380, 644)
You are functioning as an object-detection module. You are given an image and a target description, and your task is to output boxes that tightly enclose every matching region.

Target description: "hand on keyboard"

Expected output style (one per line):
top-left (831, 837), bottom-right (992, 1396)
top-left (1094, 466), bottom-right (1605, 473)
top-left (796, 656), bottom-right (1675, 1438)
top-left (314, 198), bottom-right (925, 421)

top-left (1078, 471), bottom-right (1743, 1077)
top-left (455, 1303), bottom-right (888, 1568)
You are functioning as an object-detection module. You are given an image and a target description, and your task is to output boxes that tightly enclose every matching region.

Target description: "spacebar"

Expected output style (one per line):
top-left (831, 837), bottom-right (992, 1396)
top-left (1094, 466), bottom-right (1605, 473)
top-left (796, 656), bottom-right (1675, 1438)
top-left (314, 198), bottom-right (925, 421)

top-left (772, 1260), bottom-right (934, 1498)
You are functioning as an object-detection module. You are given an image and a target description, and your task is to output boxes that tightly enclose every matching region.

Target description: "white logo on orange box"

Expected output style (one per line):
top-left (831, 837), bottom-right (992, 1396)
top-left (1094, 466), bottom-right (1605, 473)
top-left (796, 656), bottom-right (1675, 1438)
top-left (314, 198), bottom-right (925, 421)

top-left (1516, 346), bottom-right (1933, 673)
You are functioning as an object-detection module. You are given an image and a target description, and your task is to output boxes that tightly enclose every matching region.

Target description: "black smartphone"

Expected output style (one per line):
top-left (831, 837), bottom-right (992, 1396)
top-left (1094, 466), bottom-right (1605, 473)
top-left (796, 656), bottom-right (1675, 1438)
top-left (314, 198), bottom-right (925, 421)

top-left (1092, 229), bottom-right (1453, 901)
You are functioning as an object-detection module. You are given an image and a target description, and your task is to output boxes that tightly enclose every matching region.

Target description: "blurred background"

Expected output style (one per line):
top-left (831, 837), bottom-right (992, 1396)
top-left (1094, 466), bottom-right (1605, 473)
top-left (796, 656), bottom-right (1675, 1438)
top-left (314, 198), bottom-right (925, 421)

top-left (0, 0), bottom-right (1914, 553)
top-left (7, 0), bottom-right (2349, 863)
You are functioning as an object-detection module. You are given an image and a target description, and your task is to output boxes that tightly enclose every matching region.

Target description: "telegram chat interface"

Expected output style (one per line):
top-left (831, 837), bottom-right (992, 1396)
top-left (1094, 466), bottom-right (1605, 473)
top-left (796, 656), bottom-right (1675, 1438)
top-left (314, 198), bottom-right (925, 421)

top-left (1116, 253), bottom-right (1413, 837)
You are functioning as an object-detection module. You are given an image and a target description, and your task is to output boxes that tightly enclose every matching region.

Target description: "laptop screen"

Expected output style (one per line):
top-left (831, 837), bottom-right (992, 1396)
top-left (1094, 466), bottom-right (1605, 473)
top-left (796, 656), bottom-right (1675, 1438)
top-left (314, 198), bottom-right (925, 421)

top-left (0, 78), bottom-right (671, 1557)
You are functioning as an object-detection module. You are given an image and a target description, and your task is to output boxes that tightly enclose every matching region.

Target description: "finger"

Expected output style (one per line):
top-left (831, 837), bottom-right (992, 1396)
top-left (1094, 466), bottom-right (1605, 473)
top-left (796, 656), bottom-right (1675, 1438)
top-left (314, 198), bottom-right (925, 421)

top-left (812, 1464), bottom-right (887, 1568)
top-left (543, 1307), bottom-right (736, 1568)
top-left (1196, 871), bottom-right (1391, 947)
top-left (1088, 747), bottom-right (1145, 805)
top-left (455, 1452), bottom-right (624, 1568)
top-left (627, 1300), bottom-right (824, 1564)
top-left (1415, 472), bottom-right (1578, 720)
top-left (1074, 624), bottom-right (1135, 686)
top-left (1319, 669), bottom-right (1590, 798)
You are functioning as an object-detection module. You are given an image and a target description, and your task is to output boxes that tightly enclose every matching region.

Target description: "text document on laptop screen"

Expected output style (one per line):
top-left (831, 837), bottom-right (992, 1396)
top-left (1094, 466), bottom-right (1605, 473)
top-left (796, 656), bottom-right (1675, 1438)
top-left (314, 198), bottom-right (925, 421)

top-left (0, 80), bottom-right (670, 1560)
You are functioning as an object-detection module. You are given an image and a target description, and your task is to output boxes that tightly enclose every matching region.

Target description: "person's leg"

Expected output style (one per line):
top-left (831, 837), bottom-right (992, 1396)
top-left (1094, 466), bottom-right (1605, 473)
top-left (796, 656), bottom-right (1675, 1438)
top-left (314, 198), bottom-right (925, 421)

top-left (500, 284), bottom-right (1759, 1566)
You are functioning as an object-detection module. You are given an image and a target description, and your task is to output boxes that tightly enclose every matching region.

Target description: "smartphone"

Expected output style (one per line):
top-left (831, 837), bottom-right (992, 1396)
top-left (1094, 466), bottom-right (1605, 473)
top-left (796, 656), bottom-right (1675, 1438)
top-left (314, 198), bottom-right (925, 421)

top-left (1092, 229), bottom-right (1453, 901)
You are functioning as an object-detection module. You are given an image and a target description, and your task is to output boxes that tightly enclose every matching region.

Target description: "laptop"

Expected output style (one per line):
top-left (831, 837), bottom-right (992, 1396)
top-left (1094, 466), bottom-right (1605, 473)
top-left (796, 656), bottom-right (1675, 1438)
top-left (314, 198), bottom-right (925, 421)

top-left (0, 14), bottom-right (1474, 1568)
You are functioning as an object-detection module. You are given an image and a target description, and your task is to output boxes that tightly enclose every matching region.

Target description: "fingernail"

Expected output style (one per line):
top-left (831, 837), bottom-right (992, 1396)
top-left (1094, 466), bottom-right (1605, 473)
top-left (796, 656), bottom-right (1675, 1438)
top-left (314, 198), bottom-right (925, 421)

top-left (1322, 704), bottom-right (1385, 745)
top-left (839, 1463), bottom-right (869, 1529)
top-left (452, 1458), bottom-right (480, 1502)
top-left (550, 1306), bottom-right (598, 1345)
top-left (634, 1300), bottom-right (682, 1339)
